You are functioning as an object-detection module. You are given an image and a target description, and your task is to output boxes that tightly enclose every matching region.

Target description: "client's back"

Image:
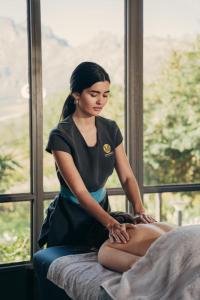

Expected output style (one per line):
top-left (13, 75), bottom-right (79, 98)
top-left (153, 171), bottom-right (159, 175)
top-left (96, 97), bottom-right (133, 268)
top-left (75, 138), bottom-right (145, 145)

top-left (101, 223), bottom-right (173, 257)
top-left (96, 212), bottom-right (174, 272)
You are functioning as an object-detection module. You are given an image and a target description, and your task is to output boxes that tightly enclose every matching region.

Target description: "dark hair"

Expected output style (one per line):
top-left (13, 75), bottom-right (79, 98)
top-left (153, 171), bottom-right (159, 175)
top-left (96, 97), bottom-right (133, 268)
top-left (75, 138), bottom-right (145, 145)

top-left (59, 61), bottom-right (111, 122)
top-left (86, 211), bottom-right (136, 250)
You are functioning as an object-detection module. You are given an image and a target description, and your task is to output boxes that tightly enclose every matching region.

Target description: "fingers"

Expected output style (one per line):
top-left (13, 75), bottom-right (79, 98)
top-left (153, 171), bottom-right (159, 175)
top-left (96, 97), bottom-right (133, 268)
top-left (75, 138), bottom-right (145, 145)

top-left (119, 224), bottom-right (130, 242)
top-left (108, 223), bottom-right (137, 244)
top-left (111, 227), bottom-right (128, 244)
top-left (139, 213), bottom-right (157, 223)
top-left (109, 233), bottom-right (115, 243)
top-left (139, 214), bottom-right (148, 223)
top-left (149, 216), bottom-right (157, 222)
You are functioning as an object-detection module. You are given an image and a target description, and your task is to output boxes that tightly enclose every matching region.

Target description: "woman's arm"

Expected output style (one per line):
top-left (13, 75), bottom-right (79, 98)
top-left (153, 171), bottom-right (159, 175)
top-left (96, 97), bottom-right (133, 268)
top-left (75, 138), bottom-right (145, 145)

top-left (114, 143), bottom-right (156, 223)
top-left (98, 244), bottom-right (141, 273)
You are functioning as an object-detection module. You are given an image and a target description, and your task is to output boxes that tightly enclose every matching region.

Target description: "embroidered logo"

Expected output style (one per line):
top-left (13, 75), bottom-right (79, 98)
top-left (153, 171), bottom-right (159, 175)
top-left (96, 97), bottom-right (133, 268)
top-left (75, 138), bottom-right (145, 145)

top-left (103, 144), bottom-right (114, 157)
top-left (103, 144), bottom-right (111, 153)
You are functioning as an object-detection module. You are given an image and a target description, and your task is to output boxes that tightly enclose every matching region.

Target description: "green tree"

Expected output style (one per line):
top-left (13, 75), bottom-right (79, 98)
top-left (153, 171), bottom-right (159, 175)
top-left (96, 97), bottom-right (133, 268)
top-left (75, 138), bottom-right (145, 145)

top-left (144, 36), bottom-right (200, 186)
top-left (0, 153), bottom-right (21, 193)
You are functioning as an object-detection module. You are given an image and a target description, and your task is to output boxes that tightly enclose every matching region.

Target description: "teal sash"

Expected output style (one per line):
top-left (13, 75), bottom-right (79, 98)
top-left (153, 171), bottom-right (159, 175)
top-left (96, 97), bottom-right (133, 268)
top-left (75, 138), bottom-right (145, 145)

top-left (60, 185), bottom-right (106, 205)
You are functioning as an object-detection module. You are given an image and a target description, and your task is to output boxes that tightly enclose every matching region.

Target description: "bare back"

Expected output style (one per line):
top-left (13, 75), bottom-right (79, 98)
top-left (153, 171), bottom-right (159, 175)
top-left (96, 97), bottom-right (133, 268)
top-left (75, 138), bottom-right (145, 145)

top-left (99, 222), bottom-right (174, 257)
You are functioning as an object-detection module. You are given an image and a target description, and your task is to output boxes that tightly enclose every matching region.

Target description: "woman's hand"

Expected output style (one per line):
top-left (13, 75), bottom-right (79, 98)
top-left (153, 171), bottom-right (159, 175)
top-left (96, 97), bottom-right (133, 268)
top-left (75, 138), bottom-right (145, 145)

top-left (135, 211), bottom-right (157, 224)
top-left (106, 222), bottom-right (136, 244)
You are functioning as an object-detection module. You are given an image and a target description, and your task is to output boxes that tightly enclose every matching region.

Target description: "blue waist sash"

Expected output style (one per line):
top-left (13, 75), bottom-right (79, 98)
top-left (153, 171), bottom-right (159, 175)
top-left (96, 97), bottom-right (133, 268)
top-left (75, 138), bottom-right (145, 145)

top-left (60, 185), bottom-right (106, 205)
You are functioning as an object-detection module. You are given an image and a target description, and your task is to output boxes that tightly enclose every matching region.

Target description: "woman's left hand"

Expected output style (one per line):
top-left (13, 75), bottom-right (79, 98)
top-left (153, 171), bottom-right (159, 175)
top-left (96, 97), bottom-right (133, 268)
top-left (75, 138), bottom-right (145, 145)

top-left (135, 212), bottom-right (157, 224)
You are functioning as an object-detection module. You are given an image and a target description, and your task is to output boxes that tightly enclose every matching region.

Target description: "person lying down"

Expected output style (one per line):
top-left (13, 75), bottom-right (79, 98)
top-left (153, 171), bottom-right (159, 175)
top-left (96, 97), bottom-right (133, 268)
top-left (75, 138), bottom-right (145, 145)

top-left (87, 211), bottom-right (175, 273)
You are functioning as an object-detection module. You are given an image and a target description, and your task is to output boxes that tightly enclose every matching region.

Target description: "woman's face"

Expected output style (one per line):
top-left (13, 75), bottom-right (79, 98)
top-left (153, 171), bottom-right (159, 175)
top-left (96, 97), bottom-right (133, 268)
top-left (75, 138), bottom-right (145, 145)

top-left (74, 81), bottom-right (110, 116)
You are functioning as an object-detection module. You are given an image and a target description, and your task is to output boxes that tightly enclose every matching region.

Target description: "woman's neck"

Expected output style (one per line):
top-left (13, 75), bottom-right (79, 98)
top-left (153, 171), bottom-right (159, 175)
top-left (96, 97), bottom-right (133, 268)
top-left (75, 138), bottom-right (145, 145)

top-left (72, 112), bottom-right (96, 128)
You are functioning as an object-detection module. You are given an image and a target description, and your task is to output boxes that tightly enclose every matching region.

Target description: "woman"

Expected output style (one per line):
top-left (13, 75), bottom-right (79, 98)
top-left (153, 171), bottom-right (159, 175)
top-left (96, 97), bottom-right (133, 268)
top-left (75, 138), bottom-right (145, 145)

top-left (38, 61), bottom-right (156, 249)
top-left (96, 212), bottom-right (175, 273)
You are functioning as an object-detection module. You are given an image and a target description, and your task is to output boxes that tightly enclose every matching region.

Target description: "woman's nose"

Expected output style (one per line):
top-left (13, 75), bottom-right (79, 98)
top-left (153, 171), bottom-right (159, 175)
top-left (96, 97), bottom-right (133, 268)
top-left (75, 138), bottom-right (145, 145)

top-left (96, 95), bottom-right (104, 104)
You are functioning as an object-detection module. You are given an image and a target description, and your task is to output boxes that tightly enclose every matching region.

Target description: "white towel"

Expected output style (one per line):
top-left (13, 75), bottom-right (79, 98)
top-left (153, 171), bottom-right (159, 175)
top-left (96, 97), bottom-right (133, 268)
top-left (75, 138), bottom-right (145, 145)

top-left (47, 251), bottom-right (121, 300)
top-left (102, 225), bottom-right (200, 300)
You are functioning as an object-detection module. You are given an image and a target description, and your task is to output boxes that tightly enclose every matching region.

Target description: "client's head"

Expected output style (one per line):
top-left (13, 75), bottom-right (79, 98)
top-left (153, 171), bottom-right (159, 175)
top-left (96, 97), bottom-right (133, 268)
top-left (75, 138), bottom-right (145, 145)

top-left (87, 211), bottom-right (136, 249)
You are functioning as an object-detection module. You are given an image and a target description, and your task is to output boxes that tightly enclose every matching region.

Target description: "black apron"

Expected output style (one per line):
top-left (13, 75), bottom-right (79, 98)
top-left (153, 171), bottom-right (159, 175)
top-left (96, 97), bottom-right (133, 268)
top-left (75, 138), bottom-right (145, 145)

top-left (38, 190), bottom-right (111, 248)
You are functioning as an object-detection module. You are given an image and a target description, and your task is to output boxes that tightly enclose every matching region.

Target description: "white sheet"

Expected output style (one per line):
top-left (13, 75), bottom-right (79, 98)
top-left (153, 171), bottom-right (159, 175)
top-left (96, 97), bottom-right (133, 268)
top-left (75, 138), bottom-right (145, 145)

top-left (102, 224), bottom-right (200, 300)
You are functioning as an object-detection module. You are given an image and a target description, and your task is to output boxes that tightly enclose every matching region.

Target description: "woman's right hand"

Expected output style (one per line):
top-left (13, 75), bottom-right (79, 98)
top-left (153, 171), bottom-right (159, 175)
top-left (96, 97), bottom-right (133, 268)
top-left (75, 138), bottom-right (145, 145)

top-left (106, 221), bottom-right (136, 244)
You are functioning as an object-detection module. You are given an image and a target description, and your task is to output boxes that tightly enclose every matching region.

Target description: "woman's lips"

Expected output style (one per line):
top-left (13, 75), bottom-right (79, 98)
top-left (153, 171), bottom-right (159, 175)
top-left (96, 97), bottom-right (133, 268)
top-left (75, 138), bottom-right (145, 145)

top-left (93, 107), bottom-right (102, 110)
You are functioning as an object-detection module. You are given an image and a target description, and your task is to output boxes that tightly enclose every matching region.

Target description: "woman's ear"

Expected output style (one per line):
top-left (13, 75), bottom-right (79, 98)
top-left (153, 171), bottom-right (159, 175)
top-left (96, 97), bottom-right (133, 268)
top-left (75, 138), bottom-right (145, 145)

top-left (72, 92), bottom-right (80, 99)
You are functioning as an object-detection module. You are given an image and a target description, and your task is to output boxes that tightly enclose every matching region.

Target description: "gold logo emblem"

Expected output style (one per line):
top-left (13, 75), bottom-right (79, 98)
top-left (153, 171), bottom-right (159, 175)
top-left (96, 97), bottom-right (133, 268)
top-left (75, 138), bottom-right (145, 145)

top-left (103, 144), bottom-right (111, 154)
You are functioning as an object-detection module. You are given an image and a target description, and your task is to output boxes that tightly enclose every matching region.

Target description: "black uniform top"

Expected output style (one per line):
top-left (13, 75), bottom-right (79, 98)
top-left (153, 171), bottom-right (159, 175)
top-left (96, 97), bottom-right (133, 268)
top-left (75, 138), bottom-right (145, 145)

top-left (38, 114), bottom-right (123, 248)
top-left (45, 114), bottom-right (123, 191)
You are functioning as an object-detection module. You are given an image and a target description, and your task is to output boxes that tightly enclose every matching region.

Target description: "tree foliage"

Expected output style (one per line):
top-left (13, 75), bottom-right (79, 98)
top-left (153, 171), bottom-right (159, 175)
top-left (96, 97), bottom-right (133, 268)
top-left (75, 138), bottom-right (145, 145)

top-left (144, 36), bottom-right (200, 186)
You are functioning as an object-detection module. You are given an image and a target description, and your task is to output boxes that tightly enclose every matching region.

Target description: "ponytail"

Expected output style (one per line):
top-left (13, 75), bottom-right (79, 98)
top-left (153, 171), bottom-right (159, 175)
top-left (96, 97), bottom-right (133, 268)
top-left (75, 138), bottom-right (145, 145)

top-left (59, 94), bottom-right (76, 122)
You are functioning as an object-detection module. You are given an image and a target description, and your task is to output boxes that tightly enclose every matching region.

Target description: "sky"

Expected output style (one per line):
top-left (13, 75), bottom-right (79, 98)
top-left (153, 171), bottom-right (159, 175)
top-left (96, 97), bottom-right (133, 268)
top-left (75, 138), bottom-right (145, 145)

top-left (1, 0), bottom-right (200, 46)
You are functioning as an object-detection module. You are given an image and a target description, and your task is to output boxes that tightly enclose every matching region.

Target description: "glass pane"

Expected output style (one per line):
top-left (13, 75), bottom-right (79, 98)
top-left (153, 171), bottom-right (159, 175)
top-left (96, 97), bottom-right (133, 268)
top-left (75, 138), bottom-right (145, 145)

top-left (0, 201), bottom-right (30, 264)
top-left (0, 1), bottom-right (30, 193)
top-left (143, 192), bottom-right (200, 226)
top-left (43, 199), bottom-right (52, 218)
top-left (109, 194), bottom-right (126, 212)
top-left (144, 0), bottom-right (200, 185)
top-left (42, 0), bottom-right (125, 191)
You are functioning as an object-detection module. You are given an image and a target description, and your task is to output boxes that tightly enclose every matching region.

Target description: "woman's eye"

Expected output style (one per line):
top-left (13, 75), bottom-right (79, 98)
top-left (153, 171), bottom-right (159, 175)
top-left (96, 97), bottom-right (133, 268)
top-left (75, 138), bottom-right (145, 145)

top-left (90, 93), bottom-right (109, 98)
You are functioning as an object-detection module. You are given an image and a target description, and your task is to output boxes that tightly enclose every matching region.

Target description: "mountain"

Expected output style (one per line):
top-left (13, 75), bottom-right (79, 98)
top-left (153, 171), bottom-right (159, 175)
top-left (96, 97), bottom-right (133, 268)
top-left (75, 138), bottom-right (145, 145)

top-left (0, 16), bottom-right (196, 111)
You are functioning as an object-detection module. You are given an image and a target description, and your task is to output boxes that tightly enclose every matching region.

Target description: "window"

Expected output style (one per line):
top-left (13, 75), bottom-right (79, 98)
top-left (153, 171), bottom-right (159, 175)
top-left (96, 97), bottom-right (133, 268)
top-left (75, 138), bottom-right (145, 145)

top-left (0, 1), bottom-right (30, 194)
top-left (0, 0), bottom-right (31, 264)
top-left (143, 0), bottom-right (200, 224)
top-left (41, 0), bottom-right (125, 192)
top-left (144, 0), bottom-right (200, 186)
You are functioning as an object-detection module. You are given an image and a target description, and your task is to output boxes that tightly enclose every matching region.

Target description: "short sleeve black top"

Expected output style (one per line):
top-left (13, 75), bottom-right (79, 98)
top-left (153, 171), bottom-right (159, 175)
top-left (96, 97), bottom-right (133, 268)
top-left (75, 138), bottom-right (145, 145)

top-left (45, 114), bottom-right (123, 192)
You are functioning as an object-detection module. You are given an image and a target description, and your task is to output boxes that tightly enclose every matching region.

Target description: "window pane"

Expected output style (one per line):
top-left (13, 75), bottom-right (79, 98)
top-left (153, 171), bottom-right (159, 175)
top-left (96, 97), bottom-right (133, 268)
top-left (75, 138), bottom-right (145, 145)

top-left (0, 1), bottom-right (30, 193)
top-left (144, 0), bottom-right (200, 185)
top-left (109, 195), bottom-right (126, 212)
top-left (144, 192), bottom-right (200, 226)
top-left (44, 199), bottom-right (52, 217)
top-left (0, 201), bottom-right (30, 264)
top-left (42, 0), bottom-right (125, 191)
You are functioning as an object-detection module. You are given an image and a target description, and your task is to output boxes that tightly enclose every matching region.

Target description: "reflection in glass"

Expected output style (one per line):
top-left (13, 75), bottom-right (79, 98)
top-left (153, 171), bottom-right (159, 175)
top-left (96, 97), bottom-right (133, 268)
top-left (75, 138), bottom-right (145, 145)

top-left (41, 1), bottom-right (124, 191)
top-left (143, 0), bottom-right (200, 185)
top-left (0, 1), bottom-right (30, 194)
top-left (0, 201), bottom-right (30, 264)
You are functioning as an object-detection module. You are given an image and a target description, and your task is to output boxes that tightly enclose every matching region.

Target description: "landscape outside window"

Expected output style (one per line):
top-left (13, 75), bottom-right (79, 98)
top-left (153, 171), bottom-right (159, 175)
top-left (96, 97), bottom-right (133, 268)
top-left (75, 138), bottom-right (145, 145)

top-left (42, 0), bottom-right (125, 194)
top-left (0, 1), bottom-right (30, 264)
top-left (143, 0), bottom-right (200, 224)
top-left (0, 4), bottom-right (30, 195)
